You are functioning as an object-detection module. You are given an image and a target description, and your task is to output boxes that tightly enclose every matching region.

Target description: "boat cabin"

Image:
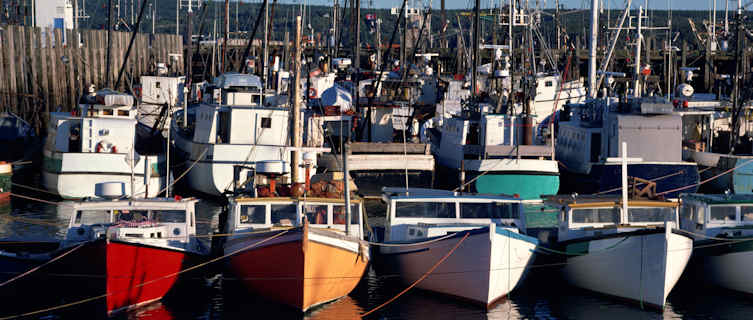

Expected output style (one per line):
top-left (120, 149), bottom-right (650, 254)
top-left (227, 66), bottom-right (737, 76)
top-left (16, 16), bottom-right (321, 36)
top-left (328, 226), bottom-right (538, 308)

top-left (46, 93), bottom-right (137, 154)
top-left (227, 197), bottom-right (364, 239)
top-left (382, 187), bottom-right (527, 242)
top-left (544, 195), bottom-right (680, 242)
top-left (61, 198), bottom-right (202, 252)
top-left (680, 194), bottom-right (753, 239)
top-left (201, 72), bottom-right (263, 106)
top-left (557, 96), bottom-right (683, 174)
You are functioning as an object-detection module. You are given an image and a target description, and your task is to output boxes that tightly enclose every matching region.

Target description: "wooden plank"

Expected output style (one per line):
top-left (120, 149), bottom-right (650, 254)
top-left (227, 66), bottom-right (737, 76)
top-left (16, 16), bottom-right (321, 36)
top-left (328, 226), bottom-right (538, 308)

top-left (5, 26), bottom-right (17, 113)
top-left (15, 26), bottom-right (27, 115)
top-left (97, 30), bottom-right (105, 88)
top-left (36, 28), bottom-right (49, 126)
top-left (65, 29), bottom-right (76, 109)
top-left (54, 28), bottom-right (64, 110)
top-left (44, 28), bottom-right (57, 111)
top-left (463, 145), bottom-right (554, 157)
top-left (16, 27), bottom-right (27, 116)
top-left (27, 27), bottom-right (39, 126)
top-left (348, 142), bottom-right (431, 155)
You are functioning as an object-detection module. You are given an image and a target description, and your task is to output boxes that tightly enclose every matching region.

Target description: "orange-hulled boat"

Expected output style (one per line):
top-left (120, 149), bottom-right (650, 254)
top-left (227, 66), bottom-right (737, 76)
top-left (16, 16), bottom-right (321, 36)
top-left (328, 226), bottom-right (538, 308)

top-left (222, 178), bottom-right (369, 312)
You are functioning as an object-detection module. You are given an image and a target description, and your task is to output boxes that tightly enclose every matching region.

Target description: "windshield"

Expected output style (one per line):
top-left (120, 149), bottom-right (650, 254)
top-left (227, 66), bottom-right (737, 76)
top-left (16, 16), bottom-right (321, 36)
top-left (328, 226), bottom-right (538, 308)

top-left (628, 207), bottom-right (672, 223)
top-left (395, 202), bottom-right (456, 218)
top-left (571, 208), bottom-right (619, 224)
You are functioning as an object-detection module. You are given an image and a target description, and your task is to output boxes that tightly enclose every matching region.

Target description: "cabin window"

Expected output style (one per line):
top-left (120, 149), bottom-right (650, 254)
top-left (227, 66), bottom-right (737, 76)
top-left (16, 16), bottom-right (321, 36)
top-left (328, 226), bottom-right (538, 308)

top-left (240, 205), bottom-right (266, 224)
top-left (217, 111), bottom-right (231, 143)
top-left (261, 117), bottom-right (272, 128)
top-left (741, 206), bottom-right (753, 222)
top-left (253, 94), bottom-right (262, 104)
top-left (460, 202), bottom-right (518, 219)
top-left (74, 210), bottom-right (111, 225)
top-left (680, 206), bottom-right (693, 220)
top-left (333, 205), bottom-right (360, 224)
top-left (710, 206), bottom-right (737, 222)
top-left (271, 204), bottom-right (297, 225)
top-left (545, 81), bottom-right (553, 87)
top-left (571, 208), bottom-right (619, 224)
top-left (695, 206), bottom-right (705, 224)
top-left (628, 207), bottom-right (671, 223)
top-left (114, 210), bottom-right (148, 223)
top-left (304, 204), bottom-right (328, 224)
top-left (117, 110), bottom-right (129, 116)
top-left (395, 202), bottom-right (456, 218)
top-left (152, 210), bottom-right (186, 223)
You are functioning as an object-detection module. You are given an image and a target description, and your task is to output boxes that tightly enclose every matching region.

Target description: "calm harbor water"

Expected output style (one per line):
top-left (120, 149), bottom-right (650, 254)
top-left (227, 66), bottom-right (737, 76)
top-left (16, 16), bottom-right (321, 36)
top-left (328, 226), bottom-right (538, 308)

top-left (2, 184), bottom-right (753, 319)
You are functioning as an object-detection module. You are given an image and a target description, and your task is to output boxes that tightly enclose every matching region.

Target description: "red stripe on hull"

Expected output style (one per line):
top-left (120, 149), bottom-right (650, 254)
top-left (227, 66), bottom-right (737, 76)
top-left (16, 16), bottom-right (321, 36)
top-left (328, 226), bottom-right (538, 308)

top-left (105, 241), bottom-right (186, 313)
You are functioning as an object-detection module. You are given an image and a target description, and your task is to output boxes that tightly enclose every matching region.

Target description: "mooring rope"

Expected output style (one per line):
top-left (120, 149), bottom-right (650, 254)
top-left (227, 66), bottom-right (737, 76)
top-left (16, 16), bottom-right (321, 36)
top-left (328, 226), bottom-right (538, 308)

top-left (361, 232), bottom-right (469, 318)
top-left (0, 229), bottom-right (290, 320)
top-left (0, 242), bottom-right (85, 287)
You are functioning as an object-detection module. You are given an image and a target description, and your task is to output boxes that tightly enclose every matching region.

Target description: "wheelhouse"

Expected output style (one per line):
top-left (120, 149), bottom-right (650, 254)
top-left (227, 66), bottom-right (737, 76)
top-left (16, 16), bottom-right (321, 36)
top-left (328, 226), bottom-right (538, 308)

top-left (61, 198), bottom-right (199, 250)
top-left (680, 194), bottom-right (753, 238)
top-left (545, 195), bottom-right (679, 242)
top-left (382, 188), bottom-right (526, 242)
top-left (228, 197), bottom-right (364, 239)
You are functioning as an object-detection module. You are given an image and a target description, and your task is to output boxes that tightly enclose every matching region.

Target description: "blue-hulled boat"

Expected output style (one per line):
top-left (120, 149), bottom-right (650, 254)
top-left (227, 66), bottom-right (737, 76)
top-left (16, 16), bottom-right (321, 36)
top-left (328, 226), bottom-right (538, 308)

top-left (557, 96), bottom-right (699, 198)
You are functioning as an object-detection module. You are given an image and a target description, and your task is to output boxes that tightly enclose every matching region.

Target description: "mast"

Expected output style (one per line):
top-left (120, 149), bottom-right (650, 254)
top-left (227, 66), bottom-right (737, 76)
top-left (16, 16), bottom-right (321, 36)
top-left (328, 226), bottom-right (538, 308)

top-left (223, 0), bottom-right (229, 72)
top-left (633, 7), bottom-right (643, 98)
top-left (730, 0), bottom-right (744, 153)
top-left (107, 0), bottom-right (114, 88)
top-left (292, 15), bottom-right (303, 183)
top-left (263, 0), bottom-right (270, 89)
top-left (354, 0), bottom-right (360, 113)
top-left (587, 0), bottom-right (598, 98)
top-left (343, 142), bottom-right (352, 236)
top-left (471, 0), bottom-right (480, 97)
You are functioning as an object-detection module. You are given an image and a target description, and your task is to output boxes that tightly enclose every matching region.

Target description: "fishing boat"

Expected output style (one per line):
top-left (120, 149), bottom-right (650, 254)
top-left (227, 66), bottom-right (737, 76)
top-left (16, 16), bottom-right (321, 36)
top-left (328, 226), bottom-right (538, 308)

top-left (171, 72), bottom-right (319, 196)
top-left (544, 144), bottom-right (693, 309)
top-left (378, 187), bottom-right (538, 308)
top-left (556, 96), bottom-right (700, 198)
top-left (0, 185), bottom-right (207, 315)
top-left (221, 160), bottom-right (369, 312)
top-left (42, 90), bottom-right (167, 199)
top-left (679, 193), bottom-right (753, 294)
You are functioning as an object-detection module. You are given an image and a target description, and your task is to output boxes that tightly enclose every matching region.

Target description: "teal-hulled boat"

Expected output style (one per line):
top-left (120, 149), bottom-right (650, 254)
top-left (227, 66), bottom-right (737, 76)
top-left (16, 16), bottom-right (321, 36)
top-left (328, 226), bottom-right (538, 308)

top-left (434, 113), bottom-right (560, 200)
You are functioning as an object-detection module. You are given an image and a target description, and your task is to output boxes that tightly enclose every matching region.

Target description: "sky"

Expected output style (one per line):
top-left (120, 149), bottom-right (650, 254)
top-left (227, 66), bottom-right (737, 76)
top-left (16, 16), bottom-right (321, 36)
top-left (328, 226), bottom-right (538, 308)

top-left (248, 0), bottom-right (729, 11)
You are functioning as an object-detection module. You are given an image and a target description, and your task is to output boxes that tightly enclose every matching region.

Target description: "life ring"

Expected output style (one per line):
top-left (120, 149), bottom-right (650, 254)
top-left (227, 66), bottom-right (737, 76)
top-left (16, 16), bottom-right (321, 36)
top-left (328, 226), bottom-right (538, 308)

top-left (308, 87), bottom-right (318, 99)
top-left (196, 88), bottom-right (202, 102)
top-left (95, 141), bottom-right (118, 153)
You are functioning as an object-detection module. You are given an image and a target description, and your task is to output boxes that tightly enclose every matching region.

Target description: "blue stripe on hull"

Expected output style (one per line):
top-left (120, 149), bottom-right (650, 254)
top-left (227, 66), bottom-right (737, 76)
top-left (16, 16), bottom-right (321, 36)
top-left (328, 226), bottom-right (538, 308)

top-left (561, 163), bottom-right (699, 198)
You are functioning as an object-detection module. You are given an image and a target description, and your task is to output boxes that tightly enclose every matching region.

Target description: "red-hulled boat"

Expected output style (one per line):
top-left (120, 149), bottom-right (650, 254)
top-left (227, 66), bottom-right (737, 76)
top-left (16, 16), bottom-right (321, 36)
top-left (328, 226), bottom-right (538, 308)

top-left (0, 196), bottom-right (208, 316)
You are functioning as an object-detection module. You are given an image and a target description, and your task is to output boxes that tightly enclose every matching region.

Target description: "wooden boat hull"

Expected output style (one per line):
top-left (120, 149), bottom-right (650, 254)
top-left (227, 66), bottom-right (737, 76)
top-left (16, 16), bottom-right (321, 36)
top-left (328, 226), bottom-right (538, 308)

top-left (225, 228), bottom-right (369, 312)
top-left (691, 238), bottom-right (753, 294)
top-left (558, 229), bottom-right (692, 309)
top-left (379, 226), bottom-right (538, 307)
top-left (2, 239), bottom-right (195, 315)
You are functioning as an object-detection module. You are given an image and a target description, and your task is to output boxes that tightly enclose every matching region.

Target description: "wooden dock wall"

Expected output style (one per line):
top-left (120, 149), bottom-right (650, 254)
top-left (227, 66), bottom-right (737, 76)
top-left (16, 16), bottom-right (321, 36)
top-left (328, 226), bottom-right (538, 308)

top-left (0, 25), bottom-right (183, 132)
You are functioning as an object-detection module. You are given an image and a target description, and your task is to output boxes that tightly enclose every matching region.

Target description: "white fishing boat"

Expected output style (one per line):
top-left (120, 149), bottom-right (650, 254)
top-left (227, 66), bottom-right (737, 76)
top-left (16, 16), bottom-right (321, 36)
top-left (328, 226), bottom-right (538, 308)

top-left (378, 187), bottom-right (538, 308)
top-left (171, 73), bottom-right (321, 196)
top-left (679, 193), bottom-right (753, 294)
top-left (544, 143), bottom-right (693, 309)
top-left (42, 91), bottom-right (166, 199)
top-left (546, 194), bottom-right (692, 309)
